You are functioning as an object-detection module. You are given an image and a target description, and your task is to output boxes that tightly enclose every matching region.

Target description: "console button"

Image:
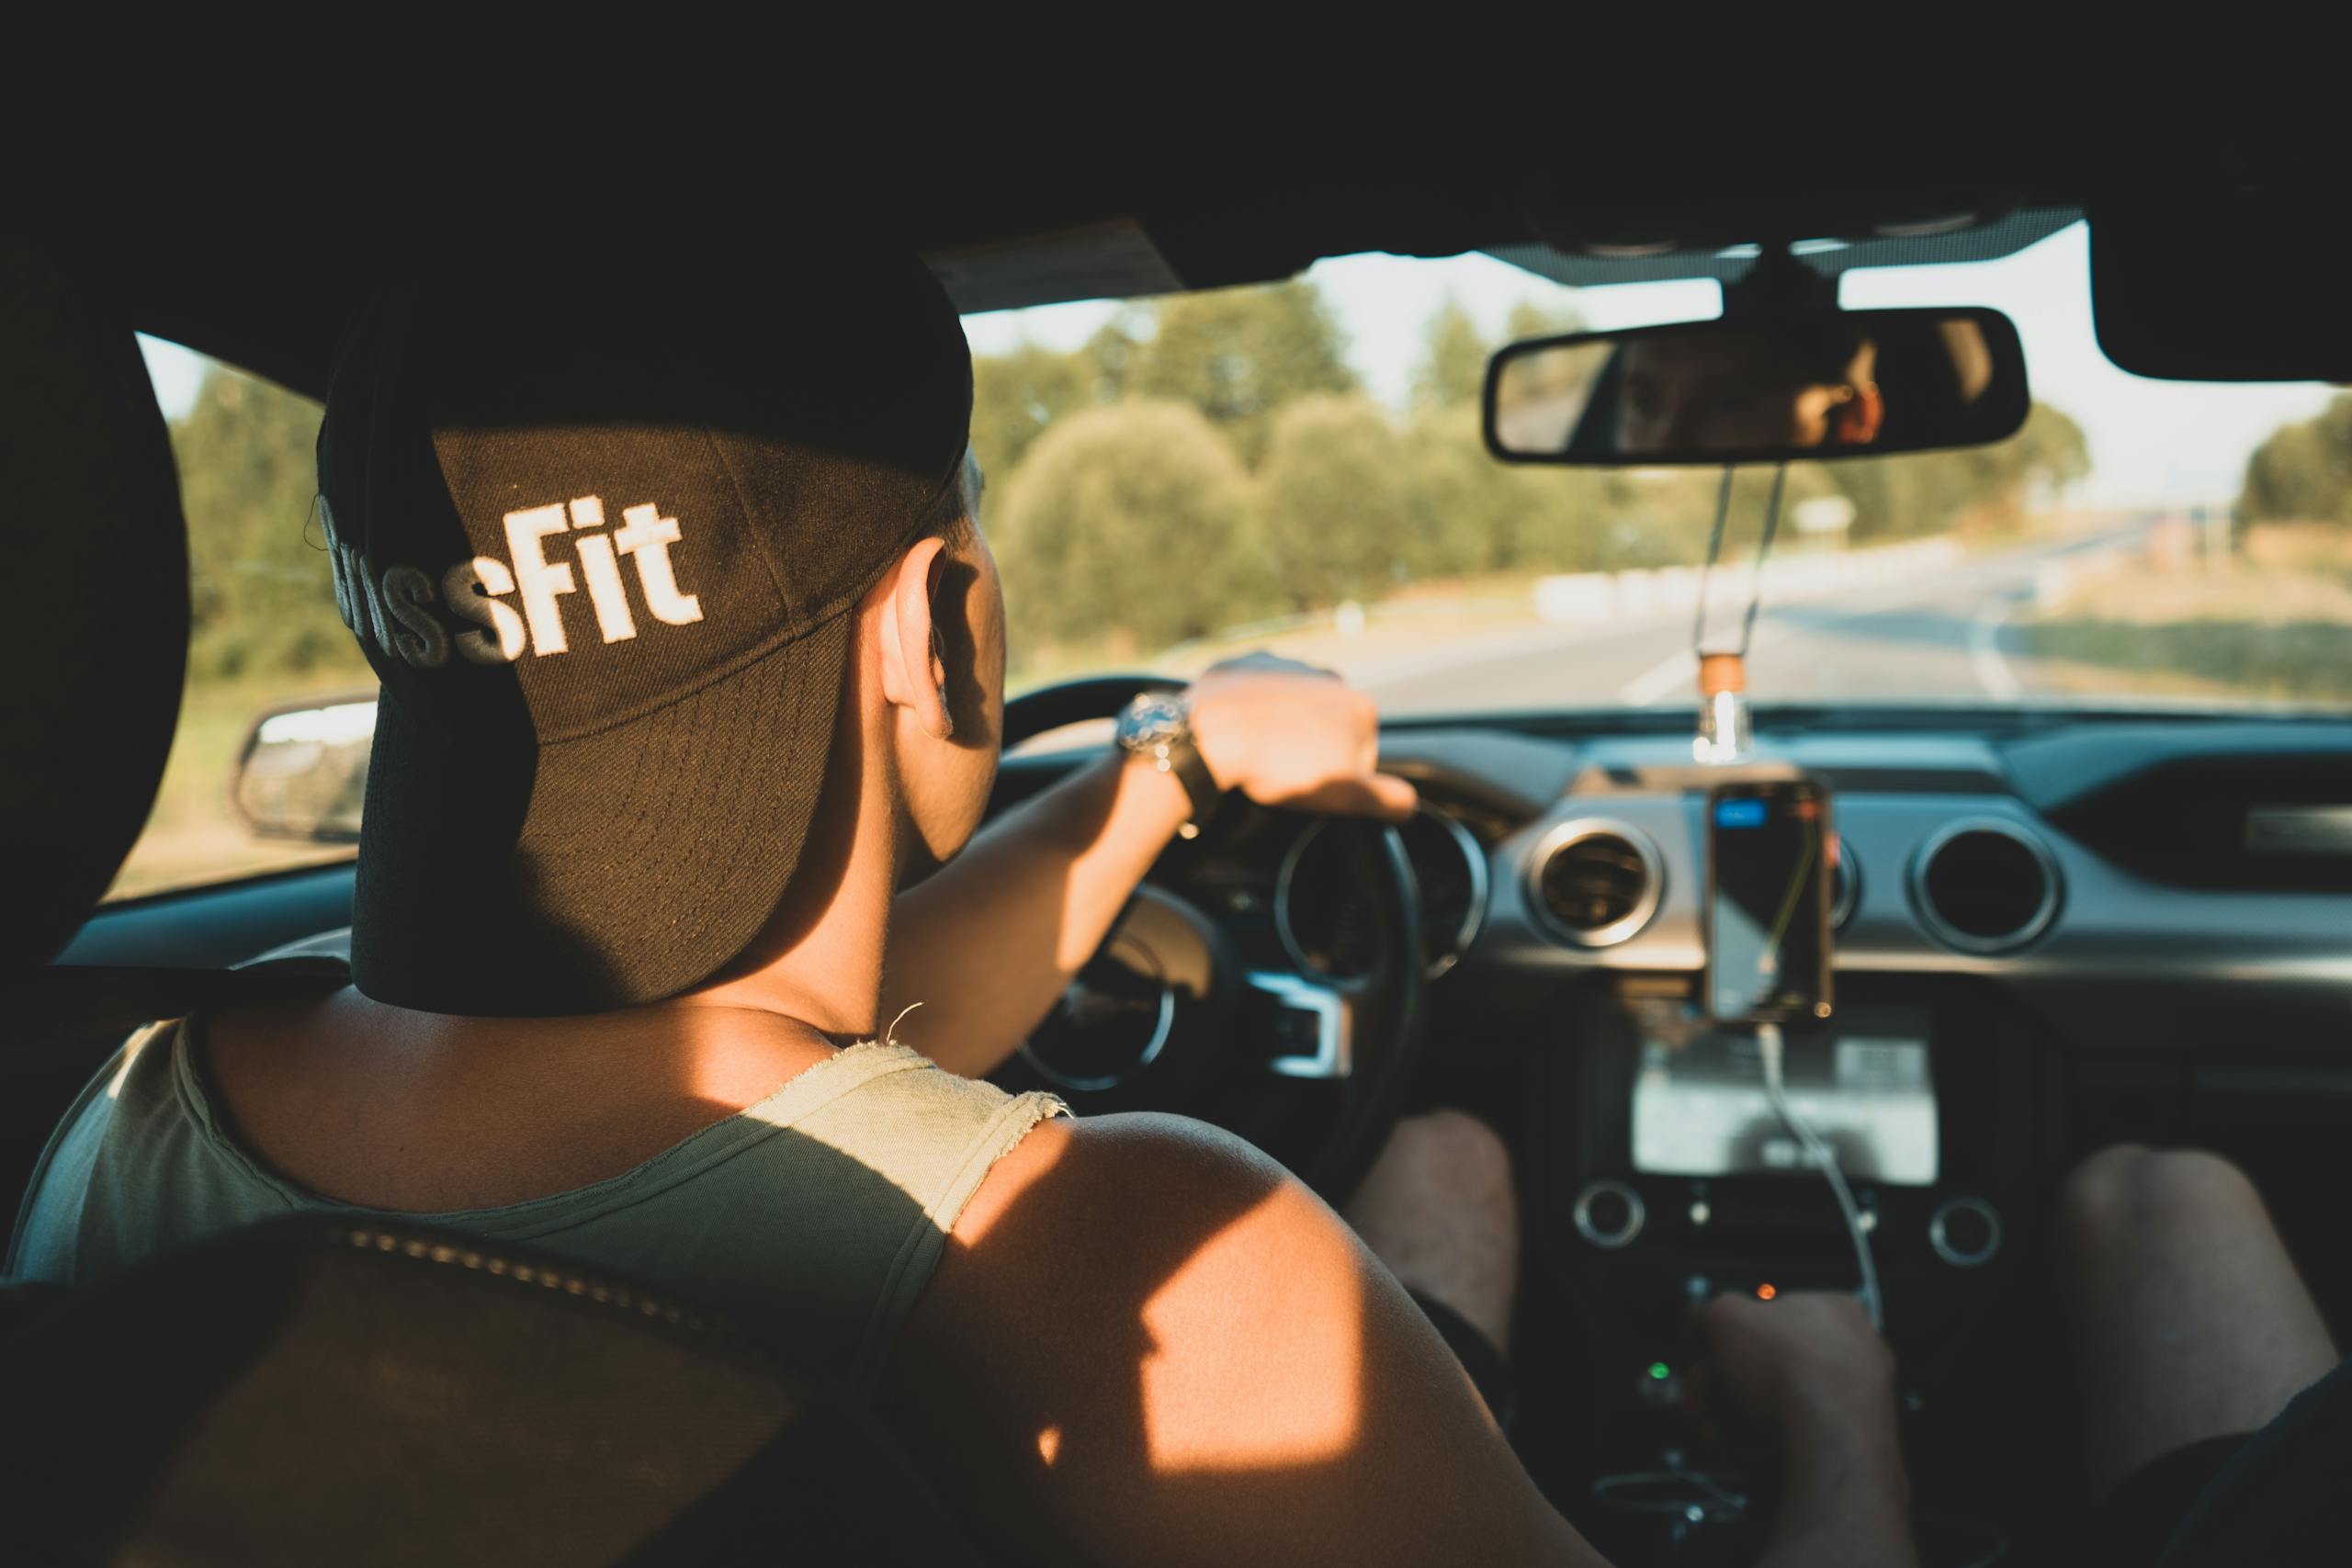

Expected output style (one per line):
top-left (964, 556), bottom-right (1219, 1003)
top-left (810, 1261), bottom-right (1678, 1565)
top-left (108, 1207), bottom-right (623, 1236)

top-left (1929, 1195), bottom-right (2002, 1268)
top-left (1574, 1179), bottom-right (1646, 1249)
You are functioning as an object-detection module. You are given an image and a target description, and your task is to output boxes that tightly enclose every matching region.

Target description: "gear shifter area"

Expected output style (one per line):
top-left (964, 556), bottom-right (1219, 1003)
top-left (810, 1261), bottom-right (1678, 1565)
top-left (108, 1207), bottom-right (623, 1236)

top-left (1521, 976), bottom-right (2048, 1559)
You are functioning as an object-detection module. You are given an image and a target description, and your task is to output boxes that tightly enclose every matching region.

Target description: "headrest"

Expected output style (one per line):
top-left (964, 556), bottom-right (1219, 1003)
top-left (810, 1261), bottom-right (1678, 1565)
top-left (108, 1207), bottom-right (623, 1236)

top-left (1, 1215), bottom-right (987, 1563)
top-left (0, 245), bottom-right (189, 974)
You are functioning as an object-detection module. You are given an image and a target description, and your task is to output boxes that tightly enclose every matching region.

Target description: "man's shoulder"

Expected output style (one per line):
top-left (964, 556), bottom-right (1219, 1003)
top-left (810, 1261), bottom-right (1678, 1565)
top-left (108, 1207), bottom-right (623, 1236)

top-left (888, 1104), bottom-right (1380, 1415)
top-left (876, 1107), bottom-right (1575, 1564)
top-left (6, 1021), bottom-right (181, 1283)
top-left (955, 1110), bottom-right (1300, 1256)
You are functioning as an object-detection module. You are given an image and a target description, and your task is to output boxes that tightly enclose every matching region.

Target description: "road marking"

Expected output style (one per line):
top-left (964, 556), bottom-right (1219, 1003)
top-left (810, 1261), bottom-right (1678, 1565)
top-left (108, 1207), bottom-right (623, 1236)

top-left (1473, 531), bottom-right (2114, 710)
top-left (1617, 617), bottom-right (1811, 707)
top-left (1619, 649), bottom-right (1701, 706)
top-left (1969, 602), bottom-right (2021, 701)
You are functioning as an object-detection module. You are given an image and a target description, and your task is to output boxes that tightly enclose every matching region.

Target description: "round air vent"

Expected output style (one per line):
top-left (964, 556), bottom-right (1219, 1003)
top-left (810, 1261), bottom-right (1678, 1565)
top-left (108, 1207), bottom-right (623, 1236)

top-left (1527, 819), bottom-right (1663, 948)
top-left (1911, 819), bottom-right (2061, 953)
top-left (1830, 848), bottom-right (1861, 931)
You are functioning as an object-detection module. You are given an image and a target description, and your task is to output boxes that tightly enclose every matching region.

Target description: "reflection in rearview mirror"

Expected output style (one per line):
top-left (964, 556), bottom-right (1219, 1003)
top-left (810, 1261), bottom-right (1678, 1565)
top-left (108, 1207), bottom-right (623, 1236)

top-left (1486, 308), bottom-right (2029, 467)
top-left (232, 696), bottom-right (377, 843)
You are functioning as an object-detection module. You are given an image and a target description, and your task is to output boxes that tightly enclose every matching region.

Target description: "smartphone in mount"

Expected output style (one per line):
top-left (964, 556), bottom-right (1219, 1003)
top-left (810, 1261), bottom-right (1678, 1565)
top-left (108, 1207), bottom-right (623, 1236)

top-left (1703, 777), bottom-right (1835, 1023)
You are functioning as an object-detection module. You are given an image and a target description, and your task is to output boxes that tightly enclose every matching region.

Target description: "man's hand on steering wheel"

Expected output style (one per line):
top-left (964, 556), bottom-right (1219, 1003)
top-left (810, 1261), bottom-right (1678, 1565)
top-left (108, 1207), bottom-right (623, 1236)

top-left (1186, 653), bottom-right (1420, 822)
top-left (972, 656), bottom-right (1427, 1199)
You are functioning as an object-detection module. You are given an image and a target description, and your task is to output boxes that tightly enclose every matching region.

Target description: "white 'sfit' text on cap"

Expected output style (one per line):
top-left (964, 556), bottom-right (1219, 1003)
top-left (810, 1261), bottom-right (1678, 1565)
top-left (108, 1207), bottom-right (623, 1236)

top-left (322, 496), bottom-right (705, 671)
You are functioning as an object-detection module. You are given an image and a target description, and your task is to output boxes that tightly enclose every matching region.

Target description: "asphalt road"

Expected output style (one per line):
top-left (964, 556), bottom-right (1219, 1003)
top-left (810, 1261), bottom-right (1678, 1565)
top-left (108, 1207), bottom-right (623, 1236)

top-left (1355, 525), bottom-right (2152, 716)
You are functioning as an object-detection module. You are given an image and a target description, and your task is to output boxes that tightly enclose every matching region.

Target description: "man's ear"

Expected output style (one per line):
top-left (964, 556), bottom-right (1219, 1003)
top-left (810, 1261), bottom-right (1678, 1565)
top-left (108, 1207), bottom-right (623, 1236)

top-left (1834, 382), bottom-right (1886, 446)
top-left (878, 535), bottom-right (955, 741)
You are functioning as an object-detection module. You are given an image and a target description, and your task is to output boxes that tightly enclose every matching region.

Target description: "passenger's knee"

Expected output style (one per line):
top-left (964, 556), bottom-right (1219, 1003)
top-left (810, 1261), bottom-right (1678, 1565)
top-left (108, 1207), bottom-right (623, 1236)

top-left (2057, 1142), bottom-right (2156, 1239)
top-left (1390, 1109), bottom-right (1513, 1193)
top-left (2058, 1143), bottom-right (2263, 1252)
top-left (2138, 1147), bottom-right (2266, 1226)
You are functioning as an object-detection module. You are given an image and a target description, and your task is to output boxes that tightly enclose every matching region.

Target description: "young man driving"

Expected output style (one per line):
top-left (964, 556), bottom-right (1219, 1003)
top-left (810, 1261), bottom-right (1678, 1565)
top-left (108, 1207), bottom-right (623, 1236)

top-left (13, 249), bottom-right (2338, 1566)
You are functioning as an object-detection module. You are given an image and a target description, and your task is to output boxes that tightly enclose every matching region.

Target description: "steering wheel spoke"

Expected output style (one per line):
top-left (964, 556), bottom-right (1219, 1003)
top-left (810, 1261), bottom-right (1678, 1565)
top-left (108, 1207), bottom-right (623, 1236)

top-left (1244, 969), bottom-right (1356, 1081)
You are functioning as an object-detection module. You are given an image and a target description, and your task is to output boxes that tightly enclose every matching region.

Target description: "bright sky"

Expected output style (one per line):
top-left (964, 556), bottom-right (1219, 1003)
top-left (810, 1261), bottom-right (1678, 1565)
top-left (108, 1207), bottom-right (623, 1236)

top-left (141, 220), bottom-right (2335, 511)
top-left (963, 220), bottom-right (2337, 511)
top-left (140, 333), bottom-right (210, 421)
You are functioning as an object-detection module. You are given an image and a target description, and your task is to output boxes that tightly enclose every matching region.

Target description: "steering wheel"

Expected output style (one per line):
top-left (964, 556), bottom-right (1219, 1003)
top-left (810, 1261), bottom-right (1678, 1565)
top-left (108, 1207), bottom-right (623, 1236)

top-left (990, 675), bottom-right (1427, 1201)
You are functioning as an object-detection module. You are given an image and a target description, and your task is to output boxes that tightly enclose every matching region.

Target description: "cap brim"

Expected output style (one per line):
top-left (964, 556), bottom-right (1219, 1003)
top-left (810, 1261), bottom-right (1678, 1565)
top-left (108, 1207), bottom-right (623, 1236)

top-left (351, 612), bottom-right (853, 1017)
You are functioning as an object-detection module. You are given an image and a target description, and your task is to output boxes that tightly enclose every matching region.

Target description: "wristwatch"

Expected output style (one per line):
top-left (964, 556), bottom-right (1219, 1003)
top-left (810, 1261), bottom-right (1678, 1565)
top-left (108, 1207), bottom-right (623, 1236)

top-left (1115, 689), bottom-right (1224, 837)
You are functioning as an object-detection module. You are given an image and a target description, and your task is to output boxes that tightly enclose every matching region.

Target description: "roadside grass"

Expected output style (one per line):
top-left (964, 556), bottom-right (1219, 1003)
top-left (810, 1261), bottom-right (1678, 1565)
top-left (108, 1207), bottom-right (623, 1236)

top-left (2020, 621), bottom-right (2352, 705)
top-left (2017, 522), bottom-right (2352, 706)
top-left (2245, 521), bottom-right (2352, 583)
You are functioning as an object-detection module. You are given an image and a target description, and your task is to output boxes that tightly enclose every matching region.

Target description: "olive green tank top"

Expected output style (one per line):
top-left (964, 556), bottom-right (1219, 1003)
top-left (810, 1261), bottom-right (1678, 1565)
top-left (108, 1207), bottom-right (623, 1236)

top-left (6, 1019), bottom-right (1066, 1392)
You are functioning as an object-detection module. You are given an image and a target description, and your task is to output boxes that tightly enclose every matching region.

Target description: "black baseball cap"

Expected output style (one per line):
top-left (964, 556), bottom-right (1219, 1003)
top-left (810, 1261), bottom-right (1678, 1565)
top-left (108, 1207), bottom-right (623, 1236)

top-left (317, 248), bottom-right (971, 1016)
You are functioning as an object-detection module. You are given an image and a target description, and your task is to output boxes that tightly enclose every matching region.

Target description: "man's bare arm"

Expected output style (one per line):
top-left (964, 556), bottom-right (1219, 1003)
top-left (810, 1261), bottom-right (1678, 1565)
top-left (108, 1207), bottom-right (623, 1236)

top-left (884, 1112), bottom-right (1603, 1566)
top-left (881, 750), bottom-right (1193, 1077)
top-left (888, 1117), bottom-right (1922, 1566)
top-left (882, 663), bottom-right (1417, 1078)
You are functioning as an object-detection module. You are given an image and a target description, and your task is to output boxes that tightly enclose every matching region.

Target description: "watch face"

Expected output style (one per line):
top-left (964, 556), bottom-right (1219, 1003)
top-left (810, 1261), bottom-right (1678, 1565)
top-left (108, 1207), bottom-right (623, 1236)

top-left (1120, 693), bottom-right (1189, 749)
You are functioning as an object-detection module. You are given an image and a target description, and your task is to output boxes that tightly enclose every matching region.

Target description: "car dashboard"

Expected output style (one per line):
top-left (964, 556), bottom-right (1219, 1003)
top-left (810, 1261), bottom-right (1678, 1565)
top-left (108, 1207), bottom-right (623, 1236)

top-left (994, 707), bottom-right (2352, 1536)
top-left (1431, 721), bottom-right (2352, 1040)
top-left (999, 712), bottom-right (2352, 1054)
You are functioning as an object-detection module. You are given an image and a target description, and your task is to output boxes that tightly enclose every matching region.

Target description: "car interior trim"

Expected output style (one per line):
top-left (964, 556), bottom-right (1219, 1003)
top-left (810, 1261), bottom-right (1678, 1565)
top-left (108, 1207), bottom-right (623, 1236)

top-left (1522, 817), bottom-right (1668, 951)
top-left (1248, 970), bottom-right (1352, 1081)
top-left (1906, 816), bottom-right (2065, 956)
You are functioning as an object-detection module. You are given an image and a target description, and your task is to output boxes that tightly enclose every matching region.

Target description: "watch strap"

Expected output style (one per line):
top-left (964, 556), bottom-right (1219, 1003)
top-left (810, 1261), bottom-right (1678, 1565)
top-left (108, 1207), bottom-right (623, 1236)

top-left (1120, 693), bottom-right (1224, 828)
top-left (1153, 730), bottom-right (1223, 826)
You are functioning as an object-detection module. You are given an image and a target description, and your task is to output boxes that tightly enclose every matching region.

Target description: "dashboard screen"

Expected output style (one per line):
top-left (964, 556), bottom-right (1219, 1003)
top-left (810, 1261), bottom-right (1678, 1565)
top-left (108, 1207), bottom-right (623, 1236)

top-left (1629, 999), bottom-right (1939, 1185)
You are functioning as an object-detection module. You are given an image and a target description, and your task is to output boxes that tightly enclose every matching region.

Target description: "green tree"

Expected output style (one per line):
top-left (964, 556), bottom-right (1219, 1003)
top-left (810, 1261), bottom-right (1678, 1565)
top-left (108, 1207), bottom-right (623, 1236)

top-left (1258, 396), bottom-right (1420, 605)
top-left (1127, 279), bottom-right (1356, 464)
top-left (173, 366), bottom-right (368, 684)
top-left (991, 401), bottom-right (1273, 658)
top-left (2242, 420), bottom-right (2335, 522)
top-left (1411, 299), bottom-right (1489, 410)
top-left (2014, 401), bottom-right (2092, 498)
top-left (1825, 400), bottom-right (2092, 542)
top-left (1082, 308), bottom-right (1152, 400)
top-left (1402, 405), bottom-right (1526, 574)
top-left (1505, 299), bottom-right (1587, 342)
top-left (1523, 467), bottom-right (1732, 573)
top-left (1399, 405), bottom-right (1629, 577)
top-left (969, 343), bottom-right (1096, 483)
top-left (2240, 394), bottom-right (2352, 523)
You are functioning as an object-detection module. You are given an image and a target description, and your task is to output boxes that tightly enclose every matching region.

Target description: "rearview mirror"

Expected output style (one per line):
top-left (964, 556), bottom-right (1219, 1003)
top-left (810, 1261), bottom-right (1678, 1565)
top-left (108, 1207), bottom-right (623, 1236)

top-left (231, 695), bottom-right (377, 843)
top-left (1485, 307), bottom-right (2030, 467)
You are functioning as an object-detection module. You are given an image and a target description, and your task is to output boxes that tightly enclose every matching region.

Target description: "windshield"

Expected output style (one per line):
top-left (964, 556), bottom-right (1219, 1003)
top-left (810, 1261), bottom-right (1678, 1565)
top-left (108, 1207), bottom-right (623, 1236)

top-left (968, 220), bottom-right (2350, 718)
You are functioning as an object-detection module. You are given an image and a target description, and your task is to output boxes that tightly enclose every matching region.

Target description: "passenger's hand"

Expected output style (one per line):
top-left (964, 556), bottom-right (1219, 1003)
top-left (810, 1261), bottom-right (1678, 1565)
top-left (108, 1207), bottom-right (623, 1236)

top-left (1692, 1289), bottom-right (1897, 1441)
top-left (1187, 653), bottom-right (1419, 820)
top-left (1695, 1291), bottom-right (1917, 1560)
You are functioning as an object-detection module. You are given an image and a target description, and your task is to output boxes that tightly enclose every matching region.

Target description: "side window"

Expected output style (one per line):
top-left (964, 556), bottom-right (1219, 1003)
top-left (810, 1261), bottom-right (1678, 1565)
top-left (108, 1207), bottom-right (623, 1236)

top-left (105, 343), bottom-right (374, 900)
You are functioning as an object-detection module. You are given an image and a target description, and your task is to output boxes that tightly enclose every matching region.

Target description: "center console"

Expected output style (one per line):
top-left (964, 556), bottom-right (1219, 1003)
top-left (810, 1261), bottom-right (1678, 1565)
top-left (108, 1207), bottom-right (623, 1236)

top-left (1517, 972), bottom-right (2055, 1554)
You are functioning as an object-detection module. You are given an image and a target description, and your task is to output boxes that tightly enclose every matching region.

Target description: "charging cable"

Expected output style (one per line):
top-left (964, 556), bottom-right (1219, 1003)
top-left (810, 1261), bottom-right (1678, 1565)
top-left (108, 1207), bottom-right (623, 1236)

top-left (1754, 1021), bottom-right (1883, 1332)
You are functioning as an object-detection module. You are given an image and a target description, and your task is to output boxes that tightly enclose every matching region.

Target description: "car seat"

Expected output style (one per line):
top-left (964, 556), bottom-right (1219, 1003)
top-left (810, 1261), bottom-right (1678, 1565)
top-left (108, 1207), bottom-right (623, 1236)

top-left (0, 242), bottom-right (984, 1565)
